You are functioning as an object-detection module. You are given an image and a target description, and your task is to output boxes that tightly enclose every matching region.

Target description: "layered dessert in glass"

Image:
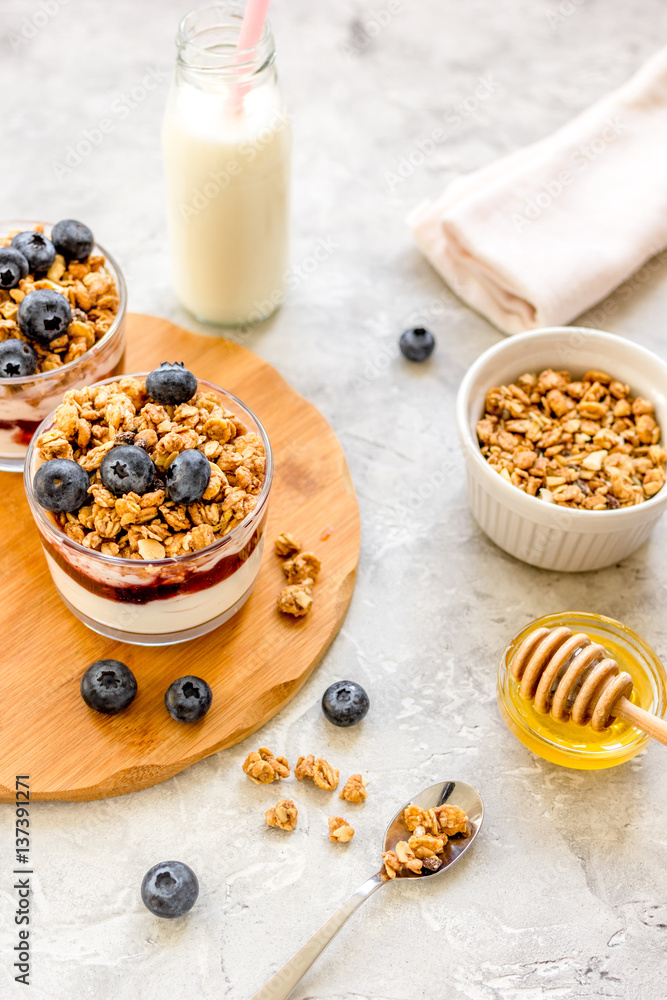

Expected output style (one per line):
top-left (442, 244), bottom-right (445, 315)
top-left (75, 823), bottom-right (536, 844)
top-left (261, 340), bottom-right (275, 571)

top-left (0, 221), bottom-right (126, 472)
top-left (24, 366), bottom-right (272, 645)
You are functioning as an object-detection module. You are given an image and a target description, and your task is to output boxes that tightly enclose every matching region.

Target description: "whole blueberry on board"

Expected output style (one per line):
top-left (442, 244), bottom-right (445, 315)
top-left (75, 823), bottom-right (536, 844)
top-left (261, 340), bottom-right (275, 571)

top-left (322, 680), bottom-right (370, 727)
top-left (51, 219), bottom-right (94, 261)
top-left (100, 445), bottom-right (156, 497)
top-left (11, 231), bottom-right (56, 275)
top-left (399, 327), bottom-right (436, 362)
top-left (80, 659), bottom-right (137, 715)
top-left (0, 246), bottom-right (29, 289)
top-left (0, 339), bottom-right (37, 378)
top-left (165, 448), bottom-right (211, 505)
top-left (145, 362), bottom-right (198, 406)
top-left (18, 288), bottom-right (72, 345)
top-left (165, 676), bottom-right (213, 722)
top-left (141, 861), bottom-right (199, 919)
top-left (33, 458), bottom-right (89, 513)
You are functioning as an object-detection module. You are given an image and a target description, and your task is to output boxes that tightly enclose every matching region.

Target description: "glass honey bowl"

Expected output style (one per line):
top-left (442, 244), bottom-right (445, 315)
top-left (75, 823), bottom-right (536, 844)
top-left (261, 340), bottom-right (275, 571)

top-left (497, 611), bottom-right (667, 769)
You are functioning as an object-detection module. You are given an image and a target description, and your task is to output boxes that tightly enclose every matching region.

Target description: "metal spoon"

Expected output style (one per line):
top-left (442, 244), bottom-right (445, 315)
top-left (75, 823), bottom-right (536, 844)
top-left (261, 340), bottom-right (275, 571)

top-left (249, 778), bottom-right (484, 1000)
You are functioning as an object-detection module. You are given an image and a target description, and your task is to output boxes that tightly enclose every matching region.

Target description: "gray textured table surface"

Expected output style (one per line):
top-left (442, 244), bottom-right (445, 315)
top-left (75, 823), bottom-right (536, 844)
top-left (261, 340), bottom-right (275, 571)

top-left (1, 2), bottom-right (667, 998)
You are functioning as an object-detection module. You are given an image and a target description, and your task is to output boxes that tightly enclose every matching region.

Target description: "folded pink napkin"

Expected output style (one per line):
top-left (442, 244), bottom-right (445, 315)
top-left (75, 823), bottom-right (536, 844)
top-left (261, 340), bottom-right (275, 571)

top-left (409, 46), bottom-right (667, 335)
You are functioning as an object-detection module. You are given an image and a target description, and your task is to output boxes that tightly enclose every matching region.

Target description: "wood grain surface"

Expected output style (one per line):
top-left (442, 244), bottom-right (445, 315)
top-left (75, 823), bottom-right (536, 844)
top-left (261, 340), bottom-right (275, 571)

top-left (0, 314), bottom-right (360, 801)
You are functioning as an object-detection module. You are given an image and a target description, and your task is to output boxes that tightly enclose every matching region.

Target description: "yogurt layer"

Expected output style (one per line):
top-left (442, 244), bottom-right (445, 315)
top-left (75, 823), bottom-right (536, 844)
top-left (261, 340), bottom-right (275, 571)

top-left (45, 538), bottom-right (264, 636)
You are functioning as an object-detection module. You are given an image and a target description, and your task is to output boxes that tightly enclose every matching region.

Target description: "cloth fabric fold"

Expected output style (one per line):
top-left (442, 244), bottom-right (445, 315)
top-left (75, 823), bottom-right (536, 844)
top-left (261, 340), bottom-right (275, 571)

top-left (409, 46), bottom-right (667, 335)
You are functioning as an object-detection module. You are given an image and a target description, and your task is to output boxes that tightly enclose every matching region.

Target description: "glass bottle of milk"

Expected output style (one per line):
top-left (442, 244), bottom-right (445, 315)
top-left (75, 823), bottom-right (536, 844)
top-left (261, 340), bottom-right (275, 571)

top-left (162, 3), bottom-right (291, 326)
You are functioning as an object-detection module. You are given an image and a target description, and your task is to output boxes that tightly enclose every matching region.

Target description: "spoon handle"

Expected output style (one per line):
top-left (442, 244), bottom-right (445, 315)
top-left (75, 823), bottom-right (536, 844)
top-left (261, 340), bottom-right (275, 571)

top-left (615, 695), bottom-right (667, 746)
top-left (248, 871), bottom-right (385, 1000)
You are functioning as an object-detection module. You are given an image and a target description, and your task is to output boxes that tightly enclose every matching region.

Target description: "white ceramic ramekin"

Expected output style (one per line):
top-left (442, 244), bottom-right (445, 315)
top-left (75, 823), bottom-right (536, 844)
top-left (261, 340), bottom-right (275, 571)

top-left (456, 327), bottom-right (667, 572)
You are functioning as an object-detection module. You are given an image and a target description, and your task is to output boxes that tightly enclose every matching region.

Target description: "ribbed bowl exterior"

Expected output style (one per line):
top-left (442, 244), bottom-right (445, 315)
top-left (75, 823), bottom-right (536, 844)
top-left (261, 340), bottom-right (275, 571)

top-left (464, 461), bottom-right (661, 571)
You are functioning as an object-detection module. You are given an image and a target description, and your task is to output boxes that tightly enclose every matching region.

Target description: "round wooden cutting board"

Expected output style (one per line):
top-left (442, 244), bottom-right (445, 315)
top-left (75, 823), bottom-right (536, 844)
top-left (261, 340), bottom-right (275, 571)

top-left (0, 314), bottom-right (360, 801)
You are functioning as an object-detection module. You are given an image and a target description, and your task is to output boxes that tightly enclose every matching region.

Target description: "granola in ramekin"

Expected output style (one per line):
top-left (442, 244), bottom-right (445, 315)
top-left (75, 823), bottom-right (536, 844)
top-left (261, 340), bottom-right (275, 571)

top-left (477, 369), bottom-right (666, 509)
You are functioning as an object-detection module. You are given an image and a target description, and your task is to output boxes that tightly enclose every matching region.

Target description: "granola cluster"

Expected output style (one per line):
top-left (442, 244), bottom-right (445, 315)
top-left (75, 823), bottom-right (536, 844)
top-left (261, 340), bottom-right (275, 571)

top-left (36, 375), bottom-right (266, 558)
top-left (295, 754), bottom-right (339, 790)
top-left (477, 369), bottom-right (666, 509)
top-left (381, 804), bottom-right (469, 880)
top-left (242, 747), bottom-right (290, 784)
top-left (243, 746), bottom-right (366, 844)
top-left (265, 799), bottom-right (298, 831)
top-left (0, 224), bottom-right (119, 372)
top-left (328, 816), bottom-right (355, 842)
top-left (340, 773), bottom-right (368, 804)
top-left (274, 532), bottom-right (322, 617)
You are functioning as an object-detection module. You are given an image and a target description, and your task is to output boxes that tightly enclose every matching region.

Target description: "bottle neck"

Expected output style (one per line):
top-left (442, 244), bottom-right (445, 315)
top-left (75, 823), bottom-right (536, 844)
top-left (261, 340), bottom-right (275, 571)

top-left (176, 2), bottom-right (276, 87)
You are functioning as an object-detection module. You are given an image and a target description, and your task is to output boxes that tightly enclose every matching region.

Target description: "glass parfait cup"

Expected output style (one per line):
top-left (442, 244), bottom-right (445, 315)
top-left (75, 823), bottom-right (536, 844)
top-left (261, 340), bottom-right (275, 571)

top-left (24, 375), bottom-right (272, 646)
top-left (0, 221), bottom-right (127, 473)
top-left (162, 2), bottom-right (292, 326)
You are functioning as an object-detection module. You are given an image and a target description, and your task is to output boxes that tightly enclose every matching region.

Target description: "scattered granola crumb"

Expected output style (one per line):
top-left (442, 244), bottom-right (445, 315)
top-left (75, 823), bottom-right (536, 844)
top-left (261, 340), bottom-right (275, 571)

top-left (340, 773), bottom-right (368, 804)
top-left (328, 816), bottom-right (355, 842)
top-left (295, 754), bottom-right (339, 790)
top-left (274, 533), bottom-right (322, 619)
top-left (277, 583), bottom-right (313, 617)
top-left (242, 747), bottom-right (290, 784)
top-left (274, 532), bottom-right (302, 557)
top-left (282, 551), bottom-right (321, 585)
top-left (265, 799), bottom-right (298, 831)
top-left (477, 368), bottom-right (666, 508)
top-left (320, 525), bottom-right (334, 541)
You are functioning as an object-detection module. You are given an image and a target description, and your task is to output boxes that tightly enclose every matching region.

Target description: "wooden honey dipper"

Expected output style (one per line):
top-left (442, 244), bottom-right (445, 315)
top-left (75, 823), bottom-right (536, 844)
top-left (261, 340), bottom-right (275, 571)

top-left (511, 626), bottom-right (667, 745)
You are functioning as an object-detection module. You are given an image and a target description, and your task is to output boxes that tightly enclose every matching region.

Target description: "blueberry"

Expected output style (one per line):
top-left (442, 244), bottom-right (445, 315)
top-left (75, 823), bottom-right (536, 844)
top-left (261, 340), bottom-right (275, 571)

top-left (51, 219), bottom-right (94, 261)
top-left (18, 288), bottom-right (72, 345)
top-left (33, 458), bottom-right (89, 513)
top-left (321, 680), bottom-right (370, 727)
top-left (11, 231), bottom-right (56, 275)
top-left (0, 247), bottom-right (29, 289)
top-left (165, 449), bottom-right (211, 505)
top-left (145, 362), bottom-right (198, 406)
top-left (141, 861), bottom-right (199, 919)
top-left (80, 659), bottom-right (137, 715)
top-left (0, 339), bottom-right (37, 378)
top-left (100, 445), bottom-right (156, 497)
top-left (399, 327), bottom-right (436, 362)
top-left (165, 676), bottom-right (212, 722)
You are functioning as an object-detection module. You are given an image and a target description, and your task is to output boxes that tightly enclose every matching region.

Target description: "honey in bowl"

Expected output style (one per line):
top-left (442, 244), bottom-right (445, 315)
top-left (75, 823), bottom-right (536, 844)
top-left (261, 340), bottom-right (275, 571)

top-left (497, 612), bottom-right (667, 769)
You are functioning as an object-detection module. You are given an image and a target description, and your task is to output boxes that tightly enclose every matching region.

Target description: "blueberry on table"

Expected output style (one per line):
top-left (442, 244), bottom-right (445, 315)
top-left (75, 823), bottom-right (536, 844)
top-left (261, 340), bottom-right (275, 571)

top-left (18, 288), bottom-right (72, 345)
top-left (0, 247), bottom-right (29, 289)
top-left (33, 458), bottom-right (90, 513)
top-left (399, 327), bottom-right (436, 362)
top-left (165, 676), bottom-right (212, 722)
top-left (0, 339), bottom-right (37, 378)
top-left (11, 231), bottom-right (56, 275)
top-left (50, 219), bottom-right (94, 261)
top-left (141, 861), bottom-right (199, 919)
top-left (322, 680), bottom-right (370, 727)
top-left (165, 449), bottom-right (211, 505)
top-left (80, 659), bottom-right (137, 715)
top-left (100, 445), bottom-right (156, 496)
top-left (145, 362), bottom-right (198, 406)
